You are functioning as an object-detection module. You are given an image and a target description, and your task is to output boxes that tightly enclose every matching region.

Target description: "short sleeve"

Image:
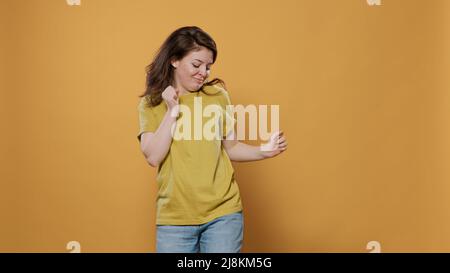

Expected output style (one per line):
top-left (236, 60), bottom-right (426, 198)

top-left (221, 90), bottom-right (236, 139)
top-left (137, 96), bottom-right (158, 142)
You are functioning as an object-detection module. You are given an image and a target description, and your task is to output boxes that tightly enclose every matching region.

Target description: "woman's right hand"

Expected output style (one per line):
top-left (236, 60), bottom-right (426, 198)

top-left (162, 85), bottom-right (180, 117)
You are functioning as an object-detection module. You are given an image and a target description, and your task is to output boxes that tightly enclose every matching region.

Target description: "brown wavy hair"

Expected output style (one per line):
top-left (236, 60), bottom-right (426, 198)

top-left (139, 26), bottom-right (226, 107)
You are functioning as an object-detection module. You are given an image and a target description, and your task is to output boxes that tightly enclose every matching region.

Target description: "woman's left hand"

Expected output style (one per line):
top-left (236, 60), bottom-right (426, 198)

top-left (260, 131), bottom-right (288, 158)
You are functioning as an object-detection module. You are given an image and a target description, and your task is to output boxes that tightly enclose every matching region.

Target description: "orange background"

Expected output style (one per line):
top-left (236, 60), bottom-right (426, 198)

top-left (1, 0), bottom-right (450, 252)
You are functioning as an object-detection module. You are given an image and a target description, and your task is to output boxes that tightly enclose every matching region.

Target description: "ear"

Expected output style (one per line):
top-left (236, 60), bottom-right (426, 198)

top-left (171, 59), bottom-right (179, 69)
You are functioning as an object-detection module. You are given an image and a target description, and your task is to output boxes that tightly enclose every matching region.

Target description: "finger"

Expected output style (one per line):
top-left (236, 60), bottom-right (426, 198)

top-left (280, 142), bottom-right (287, 148)
top-left (278, 136), bottom-right (286, 143)
top-left (273, 130), bottom-right (283, 139)
top-left (270, 132), bottom-right (279, 141)
top-left (276, 133), bottom-right (284, 141)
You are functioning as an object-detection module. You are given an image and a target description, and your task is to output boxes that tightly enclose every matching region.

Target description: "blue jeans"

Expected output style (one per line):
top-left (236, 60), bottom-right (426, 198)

top-left (156, 211), bottom-right (244, 253)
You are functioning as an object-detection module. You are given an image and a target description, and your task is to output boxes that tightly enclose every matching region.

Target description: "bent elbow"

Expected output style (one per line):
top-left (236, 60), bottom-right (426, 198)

top-left (146, 156), bottom-right (159, 168)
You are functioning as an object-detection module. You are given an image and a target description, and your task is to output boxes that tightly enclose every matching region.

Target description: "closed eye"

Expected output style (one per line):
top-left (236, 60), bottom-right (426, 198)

top-left (193, 64), bottom-right (211, 70)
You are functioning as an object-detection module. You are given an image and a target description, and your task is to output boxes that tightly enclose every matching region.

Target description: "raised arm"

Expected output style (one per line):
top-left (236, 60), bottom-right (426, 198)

top-left (222, 131), bottom-right (287, 162)
top-left (140, 86), bottom-right (180, 167)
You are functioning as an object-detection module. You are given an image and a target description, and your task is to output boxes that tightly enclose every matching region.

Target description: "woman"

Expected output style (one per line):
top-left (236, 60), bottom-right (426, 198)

top-left (137, 26), bottom-right (287, 253)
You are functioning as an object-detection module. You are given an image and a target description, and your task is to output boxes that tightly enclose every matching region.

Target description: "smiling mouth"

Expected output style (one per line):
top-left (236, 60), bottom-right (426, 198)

top-left (194, 78), bottom-right (204, 83)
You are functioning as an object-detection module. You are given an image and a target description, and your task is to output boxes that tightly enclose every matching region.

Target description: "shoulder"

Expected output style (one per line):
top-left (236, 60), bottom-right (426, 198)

top-left (138, 95), bottom-right (168, 117)
top-left (137, 95), bottom-right (151, 110)
top-left (203, 84), bottom-right (232, 103)
top-left (138, 95), bottom-right (161, 114)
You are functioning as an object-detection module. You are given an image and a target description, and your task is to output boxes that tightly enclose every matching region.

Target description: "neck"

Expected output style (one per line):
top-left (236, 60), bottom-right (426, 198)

top-left (172, 78), bottom-right (190, 96)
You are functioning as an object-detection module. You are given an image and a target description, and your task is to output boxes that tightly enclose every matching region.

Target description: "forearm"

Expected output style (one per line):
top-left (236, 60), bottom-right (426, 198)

top-left (144, 111), bottom-right (177, 166)
top-left (224, 141), bottom-right (265, 162)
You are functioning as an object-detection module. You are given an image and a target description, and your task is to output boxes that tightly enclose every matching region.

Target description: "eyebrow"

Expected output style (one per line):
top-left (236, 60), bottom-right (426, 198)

top-left (194, 59), bottom-right (213, 65)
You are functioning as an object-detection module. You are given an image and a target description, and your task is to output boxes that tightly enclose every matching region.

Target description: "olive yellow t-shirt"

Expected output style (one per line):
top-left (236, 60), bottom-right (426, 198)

top-left (137, 84), bottom-right (243, 225)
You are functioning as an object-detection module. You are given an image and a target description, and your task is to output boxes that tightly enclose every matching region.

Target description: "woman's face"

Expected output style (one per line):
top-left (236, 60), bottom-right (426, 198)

top-left (171, 46), bottom-right (214, 92)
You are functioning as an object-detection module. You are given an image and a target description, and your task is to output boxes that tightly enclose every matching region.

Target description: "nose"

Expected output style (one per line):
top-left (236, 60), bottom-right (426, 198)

top-left (198, 68), bottom-right (207, 78)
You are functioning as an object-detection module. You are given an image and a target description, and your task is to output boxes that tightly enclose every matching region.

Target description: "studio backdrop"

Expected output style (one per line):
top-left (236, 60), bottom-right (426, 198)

top-left (1, 0), bottom-right (449, 252)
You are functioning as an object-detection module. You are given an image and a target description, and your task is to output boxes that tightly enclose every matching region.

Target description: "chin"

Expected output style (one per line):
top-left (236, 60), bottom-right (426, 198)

top-left (192, 83), bottom-right (203, 91)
